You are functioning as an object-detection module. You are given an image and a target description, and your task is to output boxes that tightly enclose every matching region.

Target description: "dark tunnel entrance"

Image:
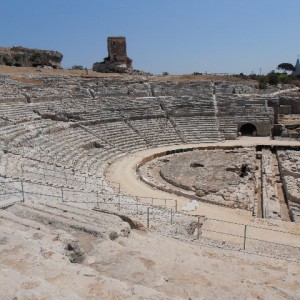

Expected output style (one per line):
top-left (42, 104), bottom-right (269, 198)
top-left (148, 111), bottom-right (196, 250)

top-left (240, 123), bottom-right (257, 136)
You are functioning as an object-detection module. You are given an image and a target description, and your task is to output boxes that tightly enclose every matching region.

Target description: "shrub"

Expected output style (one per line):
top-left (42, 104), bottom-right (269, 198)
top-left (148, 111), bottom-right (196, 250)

top-left (267, 71), bottom-right (279, 85)
top-left (14, 54), bottom-right (22, 61)
top-left (71, 65), bottom-right (84, 70)
top-left (258, 77), bottom-right (268, 89)
top-left (278, 73), bottom-right (290, 84)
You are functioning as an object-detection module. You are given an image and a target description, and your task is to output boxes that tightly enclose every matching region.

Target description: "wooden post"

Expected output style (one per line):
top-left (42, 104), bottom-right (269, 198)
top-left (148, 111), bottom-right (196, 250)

top-left (243, 225), bottom-right (247, 250)
top-left (170, 209), bottom-right (173, 225)
top-left (197, 216), bottom-right (200, 239)
top-left (175, 200), bottom-right (178, 212)
top-left (118, 194), bottom-right (121, 211)
top-left (61, 187), bottom-right (64, 202)
top-left (147, 207), bottom-right (150, 229)
top-left (21, 180), bottom-right (25, 202)
top-left (21, 164), bottom-right (24, 178)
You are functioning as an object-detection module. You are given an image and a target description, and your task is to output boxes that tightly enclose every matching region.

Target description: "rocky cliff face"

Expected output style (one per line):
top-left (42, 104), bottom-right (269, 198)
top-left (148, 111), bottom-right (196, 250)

top-left (92, 60), bottom-right (130, 73)
top-left (0, 46), bottom-right (63, 68)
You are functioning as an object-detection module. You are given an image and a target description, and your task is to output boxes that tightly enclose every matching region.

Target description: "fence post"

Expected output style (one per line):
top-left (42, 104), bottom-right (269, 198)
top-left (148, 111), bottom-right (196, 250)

top-left (175, 200), bottom-right (178, 212)
top-left (147, 207), bottom-right (150, 229)
top-left (96, 191), bottom-right (99, 207)
top-left (243, 225), bottom-right (247, 250)
top-left (85, 176), bottom-right (87, 189)
top-left (21, 164), bottom-right (24, 179)
top-left (21, 180), bottom-right (25, 202)
top-left (197, 216), bottom-right (200, 239)
top-left (170, 209), bottom-right (173, 225)
top-left (118, 194), bottom-right (121, 211)
top-left (61, 187), bottom-right (64, 203)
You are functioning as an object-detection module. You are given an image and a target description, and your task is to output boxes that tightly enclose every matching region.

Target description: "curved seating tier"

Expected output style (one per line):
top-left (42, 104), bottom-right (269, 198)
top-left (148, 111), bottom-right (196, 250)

top-left (0, 74), bottom-right (282, 202)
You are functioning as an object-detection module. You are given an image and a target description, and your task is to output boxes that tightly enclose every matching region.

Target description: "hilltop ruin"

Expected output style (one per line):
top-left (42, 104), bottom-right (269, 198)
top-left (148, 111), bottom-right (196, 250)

top-left (93, 37), bottom-right (133, 73)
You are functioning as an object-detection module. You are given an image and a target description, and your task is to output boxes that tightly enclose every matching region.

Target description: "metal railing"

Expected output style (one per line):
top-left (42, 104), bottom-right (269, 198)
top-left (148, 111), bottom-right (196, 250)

top-left (1, 179), bottom-right (299, 261)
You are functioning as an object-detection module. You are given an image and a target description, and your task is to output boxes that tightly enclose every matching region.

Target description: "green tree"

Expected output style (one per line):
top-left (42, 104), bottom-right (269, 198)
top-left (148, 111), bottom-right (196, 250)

top-left (277, 63), bottom-right (295, 73)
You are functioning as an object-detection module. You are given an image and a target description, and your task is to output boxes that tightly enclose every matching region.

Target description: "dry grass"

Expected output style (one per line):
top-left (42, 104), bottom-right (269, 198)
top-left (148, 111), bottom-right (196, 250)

top-left (156, 74), bottom-right (257, 83)
top-left (0, 65), bottom-right (126, 85)
top-left (0, 65), bottom-right (123, 78)
top-left (0, 66), bottom-right (260, 84)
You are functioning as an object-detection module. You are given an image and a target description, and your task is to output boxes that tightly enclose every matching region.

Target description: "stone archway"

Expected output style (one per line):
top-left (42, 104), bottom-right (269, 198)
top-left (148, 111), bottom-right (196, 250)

top-left (240, 123), bottom-right (257, 136)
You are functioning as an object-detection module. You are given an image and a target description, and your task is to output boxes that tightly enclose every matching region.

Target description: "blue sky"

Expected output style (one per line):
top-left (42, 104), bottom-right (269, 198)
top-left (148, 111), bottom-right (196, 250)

top-left (1, 0), bottom-right (299, 75)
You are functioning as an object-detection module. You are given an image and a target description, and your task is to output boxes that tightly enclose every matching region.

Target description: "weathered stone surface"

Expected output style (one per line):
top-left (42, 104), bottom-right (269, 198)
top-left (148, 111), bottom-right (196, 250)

top-left (93, 60), bottom-right (129, 73)
top-left (0, 46), bottom-right (63, 68)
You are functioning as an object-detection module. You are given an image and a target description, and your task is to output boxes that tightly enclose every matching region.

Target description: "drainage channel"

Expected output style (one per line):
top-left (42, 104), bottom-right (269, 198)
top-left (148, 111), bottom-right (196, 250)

top-left (257, 146), bottom-right (291, 222)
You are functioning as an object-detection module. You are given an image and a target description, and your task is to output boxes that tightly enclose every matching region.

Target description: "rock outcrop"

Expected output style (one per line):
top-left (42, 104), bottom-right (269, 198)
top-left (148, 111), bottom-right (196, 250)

top-left (0, 46), bottom-right (63, 68)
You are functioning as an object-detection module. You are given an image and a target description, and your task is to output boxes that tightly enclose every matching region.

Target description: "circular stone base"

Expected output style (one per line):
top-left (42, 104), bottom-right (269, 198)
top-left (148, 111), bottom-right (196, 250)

top-left (140, 147), bottom-right (257, 210)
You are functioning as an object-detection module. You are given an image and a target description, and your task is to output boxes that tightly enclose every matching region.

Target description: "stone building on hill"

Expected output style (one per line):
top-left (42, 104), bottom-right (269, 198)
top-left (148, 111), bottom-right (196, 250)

top-left (292, 57), bottom-right (300, 75)
top-left (107, 37), bottom-right (129, 65)
top-left (93, 37), bottom-right (133, 73)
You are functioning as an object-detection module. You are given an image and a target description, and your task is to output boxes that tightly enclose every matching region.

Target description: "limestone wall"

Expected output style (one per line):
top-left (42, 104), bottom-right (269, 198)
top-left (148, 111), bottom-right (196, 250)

top-left (277, 150), bottom-right (300, 222)
top-left (279, 94), bottom-right (300, 114)
top-left (0, 46), bottom-right (63, 68)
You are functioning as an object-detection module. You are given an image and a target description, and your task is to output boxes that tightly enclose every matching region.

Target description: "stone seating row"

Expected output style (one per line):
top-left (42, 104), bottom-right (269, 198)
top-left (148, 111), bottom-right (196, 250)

top-left (0, 152), bottom-right (114, 192)
top-left (160, 94), bottom-right (214, 106)
top-left (214, 82), bottom-right (256, 94)
top-left (88, 84), bottom-right (151, 98)
top-left (87, 121), bottom-right (149, 153)
top-left (0, 103), bottom-right (40, 122)
top-left (0, 120), bottom-right (55, 144)
top-left (172, 116), bottom-right (223, 143)
top-left (5, 125), bottom-right (125, 180)
top-left (128, 118), bottom-right (183, 147)
top-left (152, 81), bottom-right (214, 97)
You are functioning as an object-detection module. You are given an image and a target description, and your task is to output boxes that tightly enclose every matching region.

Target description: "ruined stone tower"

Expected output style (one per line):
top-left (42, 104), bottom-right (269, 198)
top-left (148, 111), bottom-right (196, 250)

top-left (107, 37), bottom-right (128, 64)
top-left (92, 36), bottom-right (132, 73)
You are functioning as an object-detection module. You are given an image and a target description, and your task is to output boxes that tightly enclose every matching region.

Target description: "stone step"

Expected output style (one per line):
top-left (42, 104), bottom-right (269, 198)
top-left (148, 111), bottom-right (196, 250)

top-left (9, 202), bottom-right (130, 239)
